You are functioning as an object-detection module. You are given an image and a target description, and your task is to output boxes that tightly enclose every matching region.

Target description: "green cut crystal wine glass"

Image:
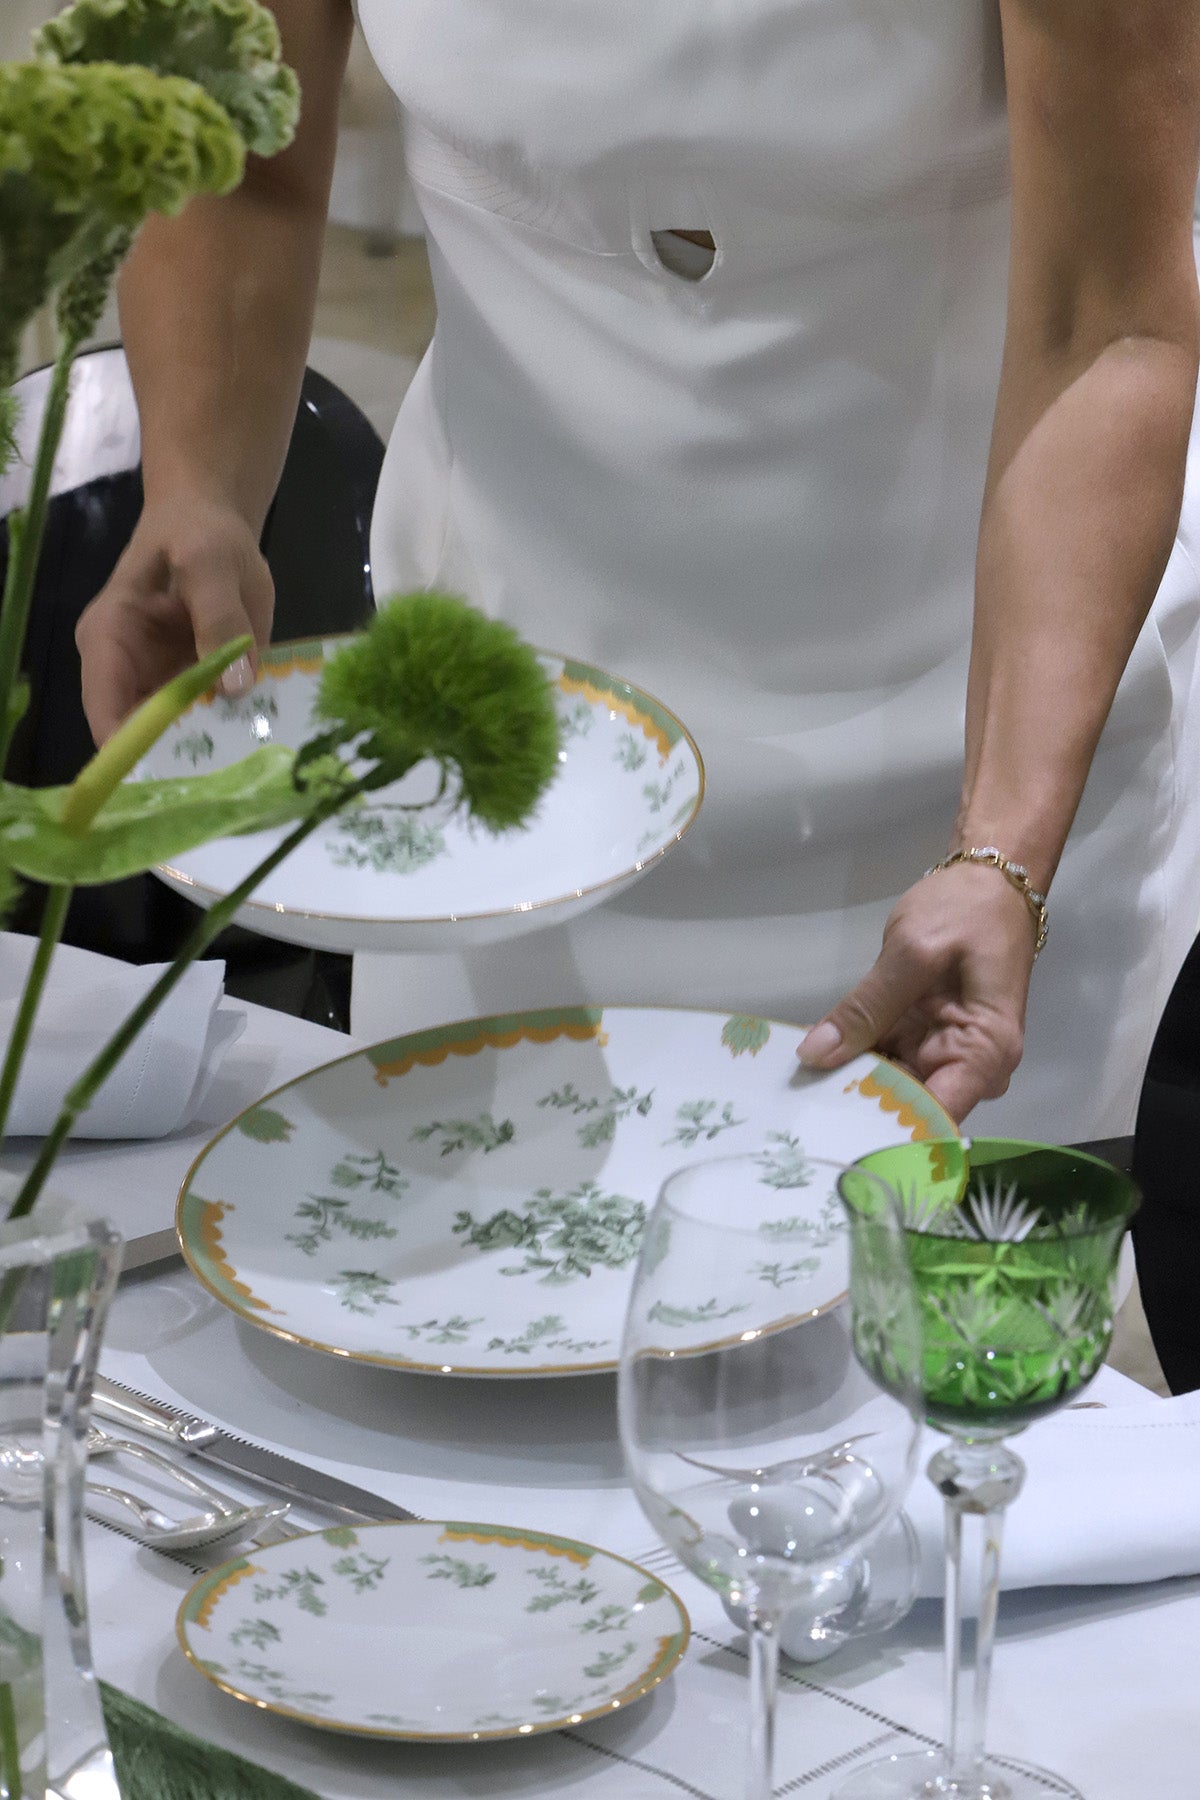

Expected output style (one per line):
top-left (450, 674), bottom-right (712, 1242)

top-left (835, 1138), bottom-right (1139, 1800)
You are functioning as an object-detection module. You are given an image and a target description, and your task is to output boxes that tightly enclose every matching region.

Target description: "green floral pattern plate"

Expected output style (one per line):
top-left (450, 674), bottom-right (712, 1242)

top-left (177, 1520), bottom-right (688, 1741)
top-left (135, 637), bottom-right (703, 953)
top-left (177, 1005), bottom-right (955, 1376)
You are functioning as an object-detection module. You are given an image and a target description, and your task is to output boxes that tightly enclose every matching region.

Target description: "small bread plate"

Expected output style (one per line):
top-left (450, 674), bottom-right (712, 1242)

top-left (177, 1519), bottom-right (689, 1741)
top-left (177, 1004), bottom-right (955, 1377)
top-left (134, 637), bottom-right (703, 953)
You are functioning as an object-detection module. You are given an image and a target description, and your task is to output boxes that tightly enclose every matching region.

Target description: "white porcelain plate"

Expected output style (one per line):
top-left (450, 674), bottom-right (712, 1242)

top-left (177, 1519), bottom-right (689, 1741)
top-left (177, 1005), bottom-right (955, 1376)
top-left (135, 637), bottom-right (703, 953)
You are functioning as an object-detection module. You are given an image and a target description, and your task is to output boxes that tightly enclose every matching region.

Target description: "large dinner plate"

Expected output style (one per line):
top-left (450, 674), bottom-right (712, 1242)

top-left (135, 638), bottom-right (703, 953)
top-left (177, 1005), bottom-right (955, 1376)
top-left (177, 1520), bottom-right (689, 1741)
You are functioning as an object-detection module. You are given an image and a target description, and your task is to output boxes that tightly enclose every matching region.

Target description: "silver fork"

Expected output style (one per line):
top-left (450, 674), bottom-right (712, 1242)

top-left (85, 1424), bottom-right (292, 1549)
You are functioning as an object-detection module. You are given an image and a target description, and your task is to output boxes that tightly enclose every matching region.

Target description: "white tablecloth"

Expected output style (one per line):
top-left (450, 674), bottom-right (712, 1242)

top-left (53, 1002), bottom-right (1200, 1800)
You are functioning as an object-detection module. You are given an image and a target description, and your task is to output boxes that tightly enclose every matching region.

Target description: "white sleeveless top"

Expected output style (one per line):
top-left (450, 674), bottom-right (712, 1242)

top-left (354, 0), bottom-right (1200, 1142)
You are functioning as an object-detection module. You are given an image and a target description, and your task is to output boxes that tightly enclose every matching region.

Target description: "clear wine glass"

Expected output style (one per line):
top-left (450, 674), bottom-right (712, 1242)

top-left (833, 1138), bottom-right (1140, 1800)
top-left (618, 1152), bottom-right (923, 1800)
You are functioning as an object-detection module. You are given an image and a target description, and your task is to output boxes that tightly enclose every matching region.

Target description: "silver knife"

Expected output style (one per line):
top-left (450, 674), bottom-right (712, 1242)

top-left (91, 1375), bottom-right (413, 1525)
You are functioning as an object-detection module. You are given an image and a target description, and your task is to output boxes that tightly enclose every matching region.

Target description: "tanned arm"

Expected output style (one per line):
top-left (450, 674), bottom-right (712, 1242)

top-left (76, 0), bottom-right (355, 742)
top-left (800, 0), bottom-right (1200, 1120)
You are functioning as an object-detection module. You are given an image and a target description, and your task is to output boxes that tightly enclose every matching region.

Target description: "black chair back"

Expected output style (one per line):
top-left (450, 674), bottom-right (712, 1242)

top-left (0, 346), bottom-right (384, 1026)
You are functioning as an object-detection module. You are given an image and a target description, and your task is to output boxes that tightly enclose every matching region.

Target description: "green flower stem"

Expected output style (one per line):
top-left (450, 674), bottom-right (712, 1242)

top-left (0, 884), bottom-right (72, 1151)
top-left (8, 784), bottom-right (356, 1221)
top-left (0, 1676), bottom-right (20, 1800)
top-left (0, 337), bottom-right (76, 770)
top-left (60, 634), bottom-right (253, 834)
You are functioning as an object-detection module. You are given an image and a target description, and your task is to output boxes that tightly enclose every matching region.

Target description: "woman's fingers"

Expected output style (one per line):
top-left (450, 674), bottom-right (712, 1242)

top-left (75, 499), bottom-right (275, 742)
top-left (798, 933), bottom-right (947, 1071)
top-left (797, 864), bottom-right (1037, 1123)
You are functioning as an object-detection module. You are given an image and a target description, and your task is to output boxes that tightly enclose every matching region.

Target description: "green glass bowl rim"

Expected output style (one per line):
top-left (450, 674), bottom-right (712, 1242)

top-left (850, 1135), bottom-right (1142, 1242)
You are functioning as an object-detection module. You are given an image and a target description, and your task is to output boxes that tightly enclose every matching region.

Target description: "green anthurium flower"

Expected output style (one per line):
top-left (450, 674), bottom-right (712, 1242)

top-left (315, 592), bottom-right (562, 832)
top-left (0, 745), bottom-right (350, 888)
top-left (60, 634), bottom-right (253, 834)
top-left (35, 0), bottom-right (301, 159)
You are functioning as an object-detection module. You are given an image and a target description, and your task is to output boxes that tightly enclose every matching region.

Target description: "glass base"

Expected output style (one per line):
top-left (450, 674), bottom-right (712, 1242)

top-left (831, 1747), bottom-right (1084, 1800)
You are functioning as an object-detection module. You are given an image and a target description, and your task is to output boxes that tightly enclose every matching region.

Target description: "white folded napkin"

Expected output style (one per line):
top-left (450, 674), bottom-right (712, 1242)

top-left (909, 1389), bottom-right (1200, 1595)
top-left (0, 933), bottom-right (246, 1139)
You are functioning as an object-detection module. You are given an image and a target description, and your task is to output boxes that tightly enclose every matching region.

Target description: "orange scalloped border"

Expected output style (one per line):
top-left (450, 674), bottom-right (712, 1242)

top-left (440, 1525), bottom-right (591, 1566)
top-left (849, 1069), bottom-right (935, 1141)
top-left (372, 1019), bottom-right (608, 1086)
top-left (193, 1561), bottom-right (259, 1631)
top-left (198, 1200), bottom-right (277, 1313)
top-left (556, 673), bottom-right (673, 762)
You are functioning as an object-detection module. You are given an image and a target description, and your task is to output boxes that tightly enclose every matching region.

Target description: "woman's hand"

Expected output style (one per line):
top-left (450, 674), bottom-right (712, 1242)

top-left (797, 863), bottom-right (1039, 1123)
top-left (75, 492), bottom-right (274, 743)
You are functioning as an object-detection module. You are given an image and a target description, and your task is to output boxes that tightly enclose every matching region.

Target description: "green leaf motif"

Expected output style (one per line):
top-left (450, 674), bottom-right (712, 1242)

top-left (646, 1297), bottom-right (750, 1329)
top-left (328, 808), bottom-right (447, 875)
top-left (454, 1182), bottom-right (646, 1284)
top-left (329, 1269), bottom-right (398, 1315)
top-left (577, 1603), bottom-right (631, 1635)
top-left (486, 1314), bottom-right (611, 1356)
top-left (252, 1568), bottom-right (327, 1618)
top-left (172, 729), bottom-right (214, 767)
top-left (557, 698), bottom-right (593, 741)
top-left (666, 1098), bottom-right (746, 1148)
top-left (230, 1616), bottom-right (280, 1652)
top-left (286, 1195), bottom-right (397, 1258)
top-left (537, 1081), bottom-right (654, 1148)
top-left (321, 1527), bottom-right (358, 1550)
top-left (583, 1640), bottom-right (638, 1680)
top-left (331, 1552), bottom-right (389, 1593)
top-left (525, 1566), bottom-right (600, 1612)
top-left (751, 1256), bottom-right (821, 1290)
top-left (398, 1314), bottom-right (483, 1346)
top-left (215, 688), bottom-right (278, 727)
top-left (329, 1149), bottom-right (408, 1196)
top-left (755, 1132), bottom-right (815, 1191)
top-left (613, 730), bottom-right (648, 771)
top-left (410, 1113), bottom-right (515, 1156)
top-left (643, 759), bottom-right (686, 815)
top-left (421, 1553), bottom-right (496, 1589)
top-left (237, 1106), bottom-right (294, 1144)
top-left (721, 1015), bottom-right (771, 1058)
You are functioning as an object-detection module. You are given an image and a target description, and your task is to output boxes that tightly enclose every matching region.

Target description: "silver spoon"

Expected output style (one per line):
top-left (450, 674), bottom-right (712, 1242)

top-left (85, 1481), bottom-right (290, 1551)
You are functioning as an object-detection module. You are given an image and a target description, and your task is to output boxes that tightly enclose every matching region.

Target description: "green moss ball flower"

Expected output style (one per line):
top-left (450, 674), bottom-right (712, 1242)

top-left (36, 0), bottom-right (300, 159)
top-left (315, 593), bottom-right (562, 833)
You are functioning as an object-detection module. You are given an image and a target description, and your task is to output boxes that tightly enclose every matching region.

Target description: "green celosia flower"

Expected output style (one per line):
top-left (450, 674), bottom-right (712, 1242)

top-left (0, 60), bottom-right (244, 374)
top-left (36, 0), bottom-right (300, 159)
top-left (315, 593), bottom-right (562, 832)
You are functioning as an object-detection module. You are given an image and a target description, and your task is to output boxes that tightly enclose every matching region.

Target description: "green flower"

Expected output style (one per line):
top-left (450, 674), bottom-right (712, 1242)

top-left (0, 60), bottom-right (244, 372)
top-left (315, 593), bottom-right (562, 832)
top-left (36, 0), bottom-right (300, 159)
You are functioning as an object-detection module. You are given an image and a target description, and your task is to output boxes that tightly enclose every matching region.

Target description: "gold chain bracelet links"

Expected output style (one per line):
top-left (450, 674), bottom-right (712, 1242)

top-left (923, 845), bottom-right (1049, 958)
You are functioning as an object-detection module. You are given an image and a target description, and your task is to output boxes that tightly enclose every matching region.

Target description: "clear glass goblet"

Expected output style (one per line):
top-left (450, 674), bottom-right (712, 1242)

top-left (834, 1138), bottom-right (1140, 1800)
top-left (618, 1152), bottom-right (923, 1800)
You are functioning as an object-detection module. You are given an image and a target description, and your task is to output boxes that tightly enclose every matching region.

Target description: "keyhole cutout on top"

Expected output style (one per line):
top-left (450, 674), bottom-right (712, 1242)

top-left (649, 228), bottom-right (718, 283)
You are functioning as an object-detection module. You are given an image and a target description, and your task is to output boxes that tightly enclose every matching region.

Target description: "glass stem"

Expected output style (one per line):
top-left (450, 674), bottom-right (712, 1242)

top-left (745, 1611), bottom-right (780, 1800)
top-left (928, 1438), bottom-right (1025, 1795)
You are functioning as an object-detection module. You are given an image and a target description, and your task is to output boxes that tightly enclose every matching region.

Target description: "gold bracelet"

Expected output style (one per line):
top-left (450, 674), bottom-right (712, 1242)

top-left (923, 845), bottom-right (1049, 959)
